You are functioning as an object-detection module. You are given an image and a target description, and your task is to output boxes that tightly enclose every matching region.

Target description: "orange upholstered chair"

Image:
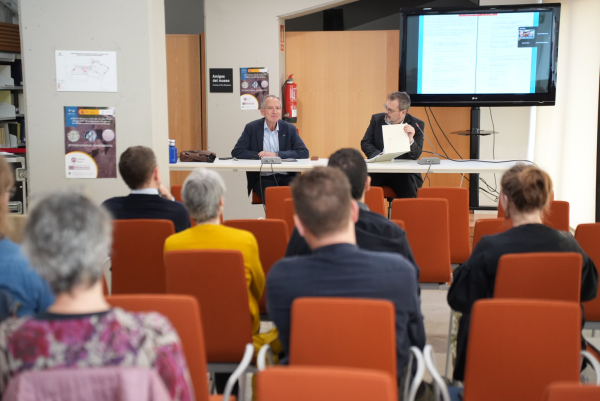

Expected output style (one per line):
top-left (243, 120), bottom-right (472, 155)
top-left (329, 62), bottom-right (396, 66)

top-left (171, 184), bottom-right (183, 202)
top-left (364, 187), bottom-right (386, 216)
top-left (472, 218), bottom-right (513, 249)
top-left (224, 219), bottom-right (289, 313)
top-left (289, 298), bottom-right (397, 388)
top-left (462, 300), bottom-right (582, 401)
top-left (264, 186), bottom-right (292, 220)
top-left (575, 223), bottom-right (600, 330)
top-left (498, 192), bottom-right (555, 218)
top-left (390, 219), bottom-right (405, 231)
top-left (418, 187), bottom-right (471, 264)
top-left (106, 295), bottom-right (227, 401)
top-left (543, 382), bottom-right (600, 401)
top-left (494, 253), bottom-right (582, 302)
top-left (283, 199), bottom-right (295, 233)
top-left (391, 198), bottom-right (451, 285)
top-left (544, 200), bottom-right (570, 231)
top-left (252, 191), bottom-right (263, 204)
top-left (111, 219), bottom-right (174, 294)
top-left (256, 366), bottom-right (397, 401)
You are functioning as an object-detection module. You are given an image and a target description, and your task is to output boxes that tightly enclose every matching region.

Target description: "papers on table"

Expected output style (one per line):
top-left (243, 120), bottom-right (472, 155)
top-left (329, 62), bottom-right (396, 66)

top-left (366, 124), bottom-right (411, 163)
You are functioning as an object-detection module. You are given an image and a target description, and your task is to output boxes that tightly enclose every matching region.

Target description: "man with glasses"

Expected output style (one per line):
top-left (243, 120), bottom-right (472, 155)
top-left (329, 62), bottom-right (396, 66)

top-left (360, 91), bottom-right (424, 198)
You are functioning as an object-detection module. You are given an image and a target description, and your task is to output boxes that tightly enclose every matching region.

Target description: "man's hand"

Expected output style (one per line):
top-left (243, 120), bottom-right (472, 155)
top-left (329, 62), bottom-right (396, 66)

top-left (158, 184), bottom-right (174, 200)
top-left (404, 124), bottom-right (416, 142)
top-left (258, 151), bottom-right (277, 158)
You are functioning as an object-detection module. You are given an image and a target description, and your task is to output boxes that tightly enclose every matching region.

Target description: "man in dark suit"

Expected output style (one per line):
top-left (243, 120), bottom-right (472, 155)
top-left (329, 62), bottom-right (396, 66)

top-left (285, 148), bottom-right (418, 278)
top-left (231, 95), bottom-right (309, 201)
top-left (266, 166), bottom-right (425, 383)
top-left (361, 91), bottom-right (424, 198)
top-left (102, 146), bottom-right (190, 232)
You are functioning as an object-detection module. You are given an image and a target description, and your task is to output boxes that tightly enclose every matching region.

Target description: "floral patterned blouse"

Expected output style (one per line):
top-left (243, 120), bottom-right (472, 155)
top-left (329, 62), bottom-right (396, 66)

top-left (0, 308), bottom-right (193, 401)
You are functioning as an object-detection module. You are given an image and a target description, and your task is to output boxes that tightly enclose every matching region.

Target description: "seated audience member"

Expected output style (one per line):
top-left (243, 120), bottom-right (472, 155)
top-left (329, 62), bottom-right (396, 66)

top-left (0, 156), bottom-right (53, 317)
top-left (447, 164), bottom-right (598, 382)
top-left (102, 146), bottom-right (190, 232)
top-left (163, 168), bottom-right (280, 392)
top-left (286, 148), bottom-right (418, 271)
top-left (0, 191), bottom-right (193, 400)
top-left (267, 167), bottom-right (425, 382)
top-left (231, 95), bottom-right (309, 201)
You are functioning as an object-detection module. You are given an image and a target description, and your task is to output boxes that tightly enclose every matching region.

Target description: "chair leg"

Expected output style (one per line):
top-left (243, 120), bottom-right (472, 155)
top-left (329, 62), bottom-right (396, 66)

top-left (444, 310), bottom-right (455, 381)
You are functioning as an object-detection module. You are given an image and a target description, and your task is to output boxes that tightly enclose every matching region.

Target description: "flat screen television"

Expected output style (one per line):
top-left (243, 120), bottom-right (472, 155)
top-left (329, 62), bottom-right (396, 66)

top-left (399, 4), bottom-right (561, 107)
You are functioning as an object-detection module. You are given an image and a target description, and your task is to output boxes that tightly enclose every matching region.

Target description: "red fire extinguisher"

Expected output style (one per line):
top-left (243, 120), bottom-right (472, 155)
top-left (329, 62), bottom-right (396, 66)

top-left (282, 74), bottom-right (297, 123)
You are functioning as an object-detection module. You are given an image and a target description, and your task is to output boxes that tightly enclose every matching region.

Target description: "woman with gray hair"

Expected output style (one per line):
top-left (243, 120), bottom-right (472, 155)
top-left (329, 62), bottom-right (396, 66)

top-left (0, 156), bottom-right (53, 318)
top-left (0, 191), bottom-right (193, 400)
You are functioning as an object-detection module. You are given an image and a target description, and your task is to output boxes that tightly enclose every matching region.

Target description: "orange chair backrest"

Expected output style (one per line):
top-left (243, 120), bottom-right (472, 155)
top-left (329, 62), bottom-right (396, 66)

top-left (290, 298), bottom-right (397, 382)
top-left (164, 249), bottom-right (253, 362)
top-left (494, 253), bottom-right (582, 302)
top-left (283, 199), bottom-right (295, 233)
top-left (418, 187), bottom-right (470, 263)
top-left (464, 300), bottom-right (581, 401)
top-left (381, 186), bottom-right (397, 199)
top-left (265, 186), bottom-right (292, 220)
top-left (223, 219), bottom-right (289, 313)
top-left (472, 218), bottom-right (513, 249)
top-left (106, 295), bottom-right (210, 401)
top-left (390, 219), bottom-right (405, 231)
top-left (544, 200), bottom-right (570, 231)
top-left (364, 187), bottom-right (386, 216)
top-left (391, 199), bottom-right (451, 283)
top-left (498, 192), bottom-right (555, 219)
top-left (543, 382), bottom-right (600, 401)
top-left (256, 366), bottom-right (397, 401)
top-left (111, 219), bottom-right (174, 294)
top-left (171, 184), bottom-right (183, 202)
top-left (575, 223), bottom-right (600, 321)
top-left (252, 191), bottom-right (263, 204)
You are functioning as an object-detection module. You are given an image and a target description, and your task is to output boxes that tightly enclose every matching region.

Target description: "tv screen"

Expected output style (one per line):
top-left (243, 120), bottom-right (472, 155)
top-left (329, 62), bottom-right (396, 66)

top-left (399, 4), bottom-right (561, 107)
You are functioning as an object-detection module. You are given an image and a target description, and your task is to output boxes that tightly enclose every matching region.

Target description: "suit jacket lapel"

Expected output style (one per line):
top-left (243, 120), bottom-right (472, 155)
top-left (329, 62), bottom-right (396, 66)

top-left (278, 121), bottom-right (286, 150)
top-left (258, 117), bottom-right (265, 151)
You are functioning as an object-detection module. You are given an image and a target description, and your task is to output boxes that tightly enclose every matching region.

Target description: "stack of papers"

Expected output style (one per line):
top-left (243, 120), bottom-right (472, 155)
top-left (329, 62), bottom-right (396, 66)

top-left (366, 124), bottom-right (411, 163)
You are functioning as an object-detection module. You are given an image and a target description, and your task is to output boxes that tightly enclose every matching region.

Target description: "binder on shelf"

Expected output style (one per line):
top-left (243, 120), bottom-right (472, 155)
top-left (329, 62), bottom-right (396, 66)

top-left (0, 90), bottom-right (15, 119)
top-left (0, 65), bottom-right (14, 87)
top-left (11, 59), bottom-right (22, 87)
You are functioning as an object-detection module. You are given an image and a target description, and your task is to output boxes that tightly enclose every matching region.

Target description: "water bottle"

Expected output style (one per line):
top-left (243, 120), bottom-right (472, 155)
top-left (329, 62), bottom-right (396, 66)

top-left (169, 139), bottom-right (177, 164)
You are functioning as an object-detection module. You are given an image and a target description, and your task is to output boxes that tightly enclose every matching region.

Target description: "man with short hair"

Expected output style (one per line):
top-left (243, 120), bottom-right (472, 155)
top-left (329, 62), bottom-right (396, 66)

top-left (232, 95), bottom-right (309, 201)
top-left (266, 167), bottom-right (425, 382)
top-left (361, 91), bottom-right (425, 198)
top-left (102, 146), bottom-right (190, 232)
top-left (286, 148), bottom-right (418, 273)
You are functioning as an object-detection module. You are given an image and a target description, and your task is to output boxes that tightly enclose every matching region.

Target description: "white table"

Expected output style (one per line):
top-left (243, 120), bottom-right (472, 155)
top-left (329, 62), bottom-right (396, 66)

top-left (169, 158), bottom-right (527, 174)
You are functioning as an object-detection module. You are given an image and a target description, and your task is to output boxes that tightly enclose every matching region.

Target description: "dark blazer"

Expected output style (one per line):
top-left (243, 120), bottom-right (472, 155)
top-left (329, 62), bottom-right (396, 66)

top-left (102, 194), bottom-right (191, 233)
top-left (232, 118), bottom-right (309, 194)
top-left (360, 112), bottom-right (425, 187)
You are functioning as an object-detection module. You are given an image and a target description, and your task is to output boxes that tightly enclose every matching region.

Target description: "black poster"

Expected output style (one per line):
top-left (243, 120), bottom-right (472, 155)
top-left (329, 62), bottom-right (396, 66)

top-left (209, 68), bottom-right (233, 93)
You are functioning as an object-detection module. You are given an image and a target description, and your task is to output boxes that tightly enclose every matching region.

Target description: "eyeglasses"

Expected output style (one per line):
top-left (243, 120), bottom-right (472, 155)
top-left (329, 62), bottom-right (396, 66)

top-left (383, 104), bottom-right (401, 114)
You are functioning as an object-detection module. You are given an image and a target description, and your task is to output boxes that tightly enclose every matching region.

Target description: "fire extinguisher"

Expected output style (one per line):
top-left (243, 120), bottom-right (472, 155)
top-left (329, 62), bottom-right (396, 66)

top-left (282, 74), bottom-right (297, 123)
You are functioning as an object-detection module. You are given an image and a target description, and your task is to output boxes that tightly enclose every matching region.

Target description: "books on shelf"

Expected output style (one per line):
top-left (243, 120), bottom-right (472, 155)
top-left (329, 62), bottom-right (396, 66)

top-left (0, 90), bottom-right (15, 119)
top-left (0, 120), bottom-right (25, 147)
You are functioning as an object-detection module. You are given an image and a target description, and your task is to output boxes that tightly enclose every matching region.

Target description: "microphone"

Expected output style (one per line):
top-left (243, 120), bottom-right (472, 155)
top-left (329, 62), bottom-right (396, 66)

top-left (415, 123), bottom-right (441, 165)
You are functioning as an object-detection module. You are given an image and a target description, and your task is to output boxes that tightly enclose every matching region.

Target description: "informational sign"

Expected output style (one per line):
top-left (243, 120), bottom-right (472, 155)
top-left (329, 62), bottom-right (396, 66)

top-left (55, 51), bottom-right (118, 92)
top-left (64, 107), bottom-right (117, 179)
top-left (240, 67), bottom-right (269, 110)
top-left (280, 25), bottom-right (285, 52)
top-left (209, 68), bottom-right (233, 93)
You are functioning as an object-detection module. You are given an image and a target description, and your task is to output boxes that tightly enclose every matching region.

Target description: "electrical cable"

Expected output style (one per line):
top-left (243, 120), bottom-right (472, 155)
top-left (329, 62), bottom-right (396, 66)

top-left (489, 107), bottom-right (498, 192)
top-left (424, 108), bottom-right (450, 159)
top-left (429, 108), bottom-right (465, 159)
top-left (423, 163), bottom-right (432, 186)
top-left (259, 162), bottom-right (266, 213)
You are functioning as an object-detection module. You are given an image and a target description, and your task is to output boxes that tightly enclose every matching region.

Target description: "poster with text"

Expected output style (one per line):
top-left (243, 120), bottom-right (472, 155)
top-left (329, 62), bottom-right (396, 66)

top-left (240, 67), bottom-right (269, 110)
top-left (55, 51), bottom-right (118, 92)
top-left (64, 106), bottom-right (116, 179)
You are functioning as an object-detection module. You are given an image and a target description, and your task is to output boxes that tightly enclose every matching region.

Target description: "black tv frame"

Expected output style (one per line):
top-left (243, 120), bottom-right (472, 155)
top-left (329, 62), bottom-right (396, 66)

top-left (399, 3), bottom-right (561, 107)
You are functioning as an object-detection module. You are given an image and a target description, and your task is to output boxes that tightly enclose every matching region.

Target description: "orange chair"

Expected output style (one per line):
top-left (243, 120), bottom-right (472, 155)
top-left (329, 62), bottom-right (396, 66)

top-left (111, 219), bottom-right (174, 294)
top-left (256, 366), bottom-right (397, 401)
top-left (462, 300), bottom-right (582, 401)
top-left (544, 200), bottom-right (570, 231)
top-left (364, 187), bottom-right (386, 216)
top-left (252, 191), bottom-right (263, 204)
top-left (418, 187), bottom-right (471, 264)
top-left (382, 186), bottom-right (397, 218)
top-left (223, 219), bottom-right (289, 313)
top-left (290, 298), bottom-right (397, 387)
top-left (171, 184), bottom-right (183, 202)
top-left (575, 223), bottom-right (600, 331)
top-left (543, 382), bottom-right (600, 401)
top-left (494, 253), bottom-right (582, 302)
top-left (472, 218), bottom-right (513, 249)
top-left (283, 199), bottom-right (295, 233)
top-left (390, 219), bottom-right (405, 231)
top-left (264, 186), bottom-right (292, 220)
top-left (498, 192), bottom-right (555, 218)
top-left (391, 198), bottom-right (451, 286)
top-left (107, 295), bottom-right (237, 401)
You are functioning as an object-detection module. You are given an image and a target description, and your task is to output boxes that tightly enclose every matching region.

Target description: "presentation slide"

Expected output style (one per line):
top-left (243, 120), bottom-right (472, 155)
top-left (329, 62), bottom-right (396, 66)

top-left (408, 11), bottom-right (553, 95)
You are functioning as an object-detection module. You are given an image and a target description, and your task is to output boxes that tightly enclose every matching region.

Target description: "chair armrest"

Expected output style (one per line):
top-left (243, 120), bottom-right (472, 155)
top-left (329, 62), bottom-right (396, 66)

top-left (257, 344), bottom-right (274, 371)
top-left (223, 344), bottom-right (254, 401)
top-left (581, 350), bottom-right (600, 385)
top-left (403, 346), bottom-right (426, 401)
top-left (424, 344), bottom-right (451, 401)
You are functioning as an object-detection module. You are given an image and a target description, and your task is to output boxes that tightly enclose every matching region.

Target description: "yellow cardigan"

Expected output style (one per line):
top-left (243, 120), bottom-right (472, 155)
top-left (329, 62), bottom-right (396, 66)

top-left (164, 224), bottom-right (280, 354)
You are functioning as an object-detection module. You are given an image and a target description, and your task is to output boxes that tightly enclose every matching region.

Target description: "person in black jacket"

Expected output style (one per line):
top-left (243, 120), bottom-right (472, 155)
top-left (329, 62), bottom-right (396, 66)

top-left (286, 148), bottom-right (418, 278)
top-left (231, 95), bottom-right (309, 201)
top-left (102, 146), bottom-right (190, 232)
top-left (447, 164), bottom-right (598, 382)
top-left (360, 91), bottom-right (424, 198)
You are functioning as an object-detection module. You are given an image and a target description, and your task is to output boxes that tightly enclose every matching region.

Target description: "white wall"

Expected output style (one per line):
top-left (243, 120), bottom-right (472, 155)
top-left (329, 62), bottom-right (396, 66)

top-left (536, 0), bottom-right (600, 227)
top-left (20, 0), bottom-right (170, 204)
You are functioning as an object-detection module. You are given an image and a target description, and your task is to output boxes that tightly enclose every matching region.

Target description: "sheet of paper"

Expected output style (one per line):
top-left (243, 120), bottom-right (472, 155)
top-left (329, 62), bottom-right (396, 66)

top-left (55, 51), bottom-right (118, 92)
top-left (382, 123), bottom-right (410, 154)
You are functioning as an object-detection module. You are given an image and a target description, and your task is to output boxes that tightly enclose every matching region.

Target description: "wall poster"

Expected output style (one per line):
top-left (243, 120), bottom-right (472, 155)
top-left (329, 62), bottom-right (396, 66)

top-left (240, 67), bottom-right (269, 110)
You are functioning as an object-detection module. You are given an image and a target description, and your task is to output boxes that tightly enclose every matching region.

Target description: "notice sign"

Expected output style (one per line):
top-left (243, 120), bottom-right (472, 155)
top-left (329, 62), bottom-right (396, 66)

top-left (240, 67), bottom-right (269, 110)
top-left (55, 51), bottom-right (118, 92)
top-left (64, 106), bottom-right (117, 179)
top-left (210, 68), bottom-right (233, 93)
